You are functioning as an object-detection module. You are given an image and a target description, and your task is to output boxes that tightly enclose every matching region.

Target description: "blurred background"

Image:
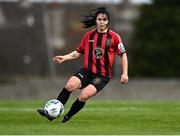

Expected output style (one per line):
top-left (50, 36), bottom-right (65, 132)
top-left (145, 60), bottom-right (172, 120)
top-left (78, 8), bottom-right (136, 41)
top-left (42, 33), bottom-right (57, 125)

top-left (0, 0), bottom-right (180, 100)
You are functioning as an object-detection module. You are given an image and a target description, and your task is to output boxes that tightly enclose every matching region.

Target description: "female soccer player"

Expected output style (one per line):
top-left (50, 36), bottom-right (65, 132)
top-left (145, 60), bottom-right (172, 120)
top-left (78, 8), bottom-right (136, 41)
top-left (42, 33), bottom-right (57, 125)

top-left (38, 7), bottom-right (128, 123)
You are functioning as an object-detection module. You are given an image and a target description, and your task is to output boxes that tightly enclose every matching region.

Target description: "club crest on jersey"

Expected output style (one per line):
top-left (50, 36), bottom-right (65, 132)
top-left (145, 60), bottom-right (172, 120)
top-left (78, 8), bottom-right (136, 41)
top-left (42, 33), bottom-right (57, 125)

top-left (105, 38), bottom-right (111, 47)
top-left (118, 42), bottom-right (126, 52)
top-left (93, 47), bottom-right (104, 59)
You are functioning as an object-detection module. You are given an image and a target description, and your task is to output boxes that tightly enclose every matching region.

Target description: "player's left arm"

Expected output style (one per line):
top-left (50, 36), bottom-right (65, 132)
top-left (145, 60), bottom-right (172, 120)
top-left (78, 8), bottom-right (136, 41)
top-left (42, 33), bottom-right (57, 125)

top-left (114, 32), bottom-right (129, 84)
top-left (120, 53), bottom-right (129, 84)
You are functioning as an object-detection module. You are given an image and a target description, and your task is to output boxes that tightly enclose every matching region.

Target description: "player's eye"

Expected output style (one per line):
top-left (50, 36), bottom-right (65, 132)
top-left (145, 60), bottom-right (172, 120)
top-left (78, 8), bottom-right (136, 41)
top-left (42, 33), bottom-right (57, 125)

top-left (103, 18), bottom-right (108, 21)
top-left (97, 18), bottom-right (108, 21)
top-left (98, 18), bottom-right (102, 21)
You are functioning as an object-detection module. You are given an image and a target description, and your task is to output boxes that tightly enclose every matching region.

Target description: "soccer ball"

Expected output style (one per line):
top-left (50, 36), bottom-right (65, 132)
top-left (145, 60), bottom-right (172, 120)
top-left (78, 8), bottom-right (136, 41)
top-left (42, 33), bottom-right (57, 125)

top-left (44, 99), bottom-right (64, 118)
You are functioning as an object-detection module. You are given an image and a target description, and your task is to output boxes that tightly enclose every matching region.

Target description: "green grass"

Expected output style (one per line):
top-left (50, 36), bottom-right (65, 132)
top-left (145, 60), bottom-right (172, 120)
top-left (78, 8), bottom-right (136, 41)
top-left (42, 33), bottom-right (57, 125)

top-left (0, 100), bottom-right (180, 135)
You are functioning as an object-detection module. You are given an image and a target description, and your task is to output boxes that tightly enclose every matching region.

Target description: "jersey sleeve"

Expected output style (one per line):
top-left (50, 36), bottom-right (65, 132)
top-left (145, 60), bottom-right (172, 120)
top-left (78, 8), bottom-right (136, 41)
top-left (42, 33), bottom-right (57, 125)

top-left (114, 34), bottom-right (126, 56)
top-left (76, 33), bottom-right (88, 54)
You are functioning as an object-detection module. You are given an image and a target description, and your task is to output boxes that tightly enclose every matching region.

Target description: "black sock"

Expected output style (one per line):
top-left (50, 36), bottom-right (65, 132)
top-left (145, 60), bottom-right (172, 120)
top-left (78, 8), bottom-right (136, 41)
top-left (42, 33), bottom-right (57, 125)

top-left (57, 88), bottom-right (71, 105)
top-left (66, 98), bottom-right (86, 119)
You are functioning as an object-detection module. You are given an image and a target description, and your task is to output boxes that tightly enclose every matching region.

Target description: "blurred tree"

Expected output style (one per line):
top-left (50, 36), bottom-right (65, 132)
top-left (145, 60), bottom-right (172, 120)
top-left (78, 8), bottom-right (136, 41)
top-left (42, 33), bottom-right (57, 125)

top-left (129, 0), bottom-right (180, 78)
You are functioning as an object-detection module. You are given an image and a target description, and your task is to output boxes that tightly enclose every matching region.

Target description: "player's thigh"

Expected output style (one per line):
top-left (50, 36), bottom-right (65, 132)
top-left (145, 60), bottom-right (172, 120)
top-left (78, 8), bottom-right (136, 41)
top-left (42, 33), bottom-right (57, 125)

top-left (79, 84), bottom-right (97, 102)
top-left (65, 76), bottom-right (82, 92)
top-left (90, 76), bottom-right (110, 92)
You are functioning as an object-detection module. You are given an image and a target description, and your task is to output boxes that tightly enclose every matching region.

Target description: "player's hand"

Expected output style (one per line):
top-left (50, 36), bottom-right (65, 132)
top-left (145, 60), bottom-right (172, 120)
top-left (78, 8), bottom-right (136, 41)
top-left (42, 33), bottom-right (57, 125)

top-left (53, 55), bottom-right (65, 64)
top-left (120, 73), bottom-right (128, 84)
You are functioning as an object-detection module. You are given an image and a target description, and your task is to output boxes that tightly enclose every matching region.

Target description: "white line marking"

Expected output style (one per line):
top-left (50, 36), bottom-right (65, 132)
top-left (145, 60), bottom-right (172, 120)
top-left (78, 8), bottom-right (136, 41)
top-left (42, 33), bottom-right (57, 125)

top-left (0, 107), bottom-right (154, 112)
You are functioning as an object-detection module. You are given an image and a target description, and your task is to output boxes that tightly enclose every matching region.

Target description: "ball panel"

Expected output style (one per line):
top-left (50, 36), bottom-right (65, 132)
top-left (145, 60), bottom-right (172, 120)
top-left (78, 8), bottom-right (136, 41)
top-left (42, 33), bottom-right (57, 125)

top-left (44, 99), bottom-right (64, 118)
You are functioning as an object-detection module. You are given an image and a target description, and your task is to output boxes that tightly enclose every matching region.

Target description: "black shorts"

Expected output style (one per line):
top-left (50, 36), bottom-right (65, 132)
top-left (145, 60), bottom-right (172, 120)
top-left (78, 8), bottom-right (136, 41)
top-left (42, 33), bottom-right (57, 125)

top-left (74, 68), bottom-right (110, 92)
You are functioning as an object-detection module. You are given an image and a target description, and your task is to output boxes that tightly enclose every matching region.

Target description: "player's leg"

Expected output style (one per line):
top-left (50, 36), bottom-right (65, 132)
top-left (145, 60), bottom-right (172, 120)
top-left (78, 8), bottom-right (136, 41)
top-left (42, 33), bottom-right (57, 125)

top-left (61, 76), bottom-right (110, 123)
top-left (58, 68), bottom-right (91, 105)
top-left (37, 76), bottom-right (81, 121)
top-left (61, 84), bottom-right (97, 123)
top-left (57, 76), bottom-right (82, 105)
top-left (37, 68), bottom-right (90, 122)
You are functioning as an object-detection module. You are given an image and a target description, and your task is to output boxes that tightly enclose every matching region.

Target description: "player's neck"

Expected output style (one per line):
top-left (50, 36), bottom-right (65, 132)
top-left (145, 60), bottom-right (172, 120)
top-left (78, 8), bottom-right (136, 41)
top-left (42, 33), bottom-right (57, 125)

top-left (97, 28), bottom-right (108, 33)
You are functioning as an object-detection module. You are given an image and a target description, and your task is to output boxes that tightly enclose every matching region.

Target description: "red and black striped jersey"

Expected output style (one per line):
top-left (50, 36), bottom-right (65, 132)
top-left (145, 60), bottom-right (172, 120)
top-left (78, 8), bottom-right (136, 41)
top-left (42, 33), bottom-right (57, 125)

top-left (76, 29), bottom-right (126, 78)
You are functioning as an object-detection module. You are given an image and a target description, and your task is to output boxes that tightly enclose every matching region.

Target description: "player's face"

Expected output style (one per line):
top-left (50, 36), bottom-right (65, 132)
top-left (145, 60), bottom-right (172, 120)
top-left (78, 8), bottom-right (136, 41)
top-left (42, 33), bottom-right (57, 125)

top-left (96, 13), bottom-right (109, 32)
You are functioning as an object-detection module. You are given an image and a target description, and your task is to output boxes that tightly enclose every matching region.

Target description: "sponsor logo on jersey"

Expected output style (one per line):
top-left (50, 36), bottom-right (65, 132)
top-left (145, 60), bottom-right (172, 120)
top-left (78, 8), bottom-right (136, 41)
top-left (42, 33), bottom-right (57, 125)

top-left (88, 40), bottom-right (94, 43)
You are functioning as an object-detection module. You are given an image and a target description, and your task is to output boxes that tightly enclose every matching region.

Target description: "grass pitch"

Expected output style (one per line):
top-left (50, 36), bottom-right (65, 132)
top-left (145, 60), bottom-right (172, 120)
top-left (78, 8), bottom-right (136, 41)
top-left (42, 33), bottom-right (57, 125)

top-left (0, 100), bottom-right (180, 135)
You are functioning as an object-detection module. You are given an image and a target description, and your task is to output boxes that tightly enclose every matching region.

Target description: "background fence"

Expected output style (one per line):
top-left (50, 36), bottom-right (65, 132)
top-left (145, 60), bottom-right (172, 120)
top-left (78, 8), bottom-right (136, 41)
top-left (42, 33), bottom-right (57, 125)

top-left (0, 0), bottom-right (179, 100)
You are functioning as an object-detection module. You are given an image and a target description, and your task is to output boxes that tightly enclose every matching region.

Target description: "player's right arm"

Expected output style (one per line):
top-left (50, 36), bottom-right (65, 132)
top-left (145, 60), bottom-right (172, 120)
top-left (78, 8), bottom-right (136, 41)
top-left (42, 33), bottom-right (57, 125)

top-left (53, 51), bottom-right (82, 64)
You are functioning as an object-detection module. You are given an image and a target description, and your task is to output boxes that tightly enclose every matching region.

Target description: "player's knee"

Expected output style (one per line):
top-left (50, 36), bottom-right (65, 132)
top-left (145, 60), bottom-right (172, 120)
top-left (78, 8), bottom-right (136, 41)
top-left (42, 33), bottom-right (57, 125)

top-left (79, 92), bottom-right (90, 101)
top-left (65, 82), bottom-right (77, 91)
top-left (65, 76), bottom-right (81, 91)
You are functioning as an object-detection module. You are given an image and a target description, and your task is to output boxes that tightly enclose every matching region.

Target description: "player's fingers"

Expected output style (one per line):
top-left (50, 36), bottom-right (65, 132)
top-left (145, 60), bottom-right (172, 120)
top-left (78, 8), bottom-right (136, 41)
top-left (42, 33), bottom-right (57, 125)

top-left (53, 57), bottom-right (58, 62)
top-left (120, 77), bottom-right (128, 84)
top-left (53, 55), bottom-right (63, 59)
top-left (53, 56), bottom-right (63, 62)
top-left (53, 56), bottom-right (58, 60)
top-left (57, 58), bottom-right (65, 64)
top-left (120, 80), bottom-right (125, 84)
